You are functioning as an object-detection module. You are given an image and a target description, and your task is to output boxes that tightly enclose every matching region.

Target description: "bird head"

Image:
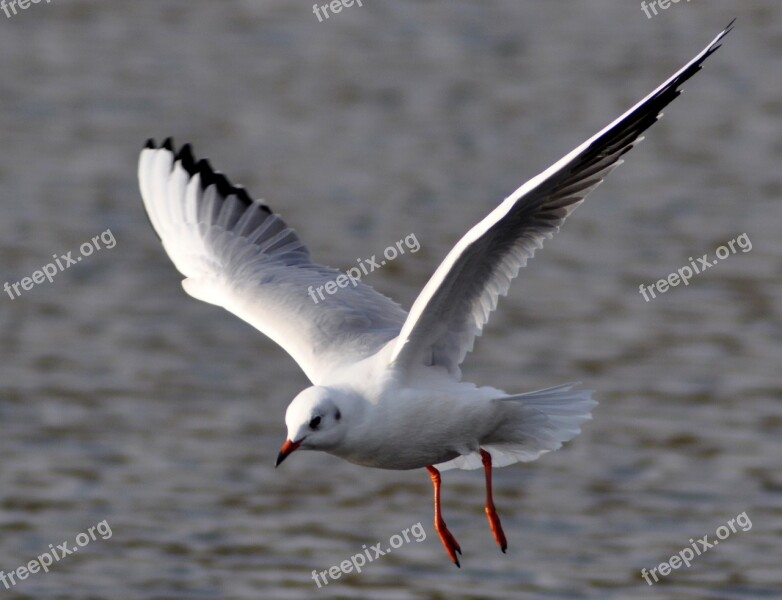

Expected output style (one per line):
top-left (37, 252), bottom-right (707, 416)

top-left (275, 386), bottom-right (347, 467)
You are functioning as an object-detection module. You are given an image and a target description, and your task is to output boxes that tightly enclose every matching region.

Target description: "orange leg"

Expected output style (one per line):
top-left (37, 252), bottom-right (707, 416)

top-left (426, 465), bottom-right (462, 567)
top-left (480, 449), bottom-right (508, 552)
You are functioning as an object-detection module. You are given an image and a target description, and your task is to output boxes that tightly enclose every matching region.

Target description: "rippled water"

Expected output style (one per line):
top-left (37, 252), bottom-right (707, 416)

top-left (0, 1), bottom-right (780, 598)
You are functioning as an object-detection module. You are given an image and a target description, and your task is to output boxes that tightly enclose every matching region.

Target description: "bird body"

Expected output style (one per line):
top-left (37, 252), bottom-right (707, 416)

top-left (138, 22), bottom-right (733, 566)
top-left (284, 366), bottom-right (594, 471)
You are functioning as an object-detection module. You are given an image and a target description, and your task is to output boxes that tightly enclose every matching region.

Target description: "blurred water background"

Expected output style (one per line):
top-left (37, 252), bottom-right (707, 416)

top-left (0, 1), bottom-right (780, 598)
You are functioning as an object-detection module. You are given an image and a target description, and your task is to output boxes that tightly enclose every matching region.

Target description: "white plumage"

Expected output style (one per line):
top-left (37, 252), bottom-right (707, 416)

top-left (138, 22), bottom-right (732, 565)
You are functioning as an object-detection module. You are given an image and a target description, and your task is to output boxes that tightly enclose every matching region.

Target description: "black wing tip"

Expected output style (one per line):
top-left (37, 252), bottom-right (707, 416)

top-left (652, 21), bottom-right (734, 105)
top-left (724, 17), bottom-right (737, 33)
top-left (175, 143), bottom-right (196, 172)
top-left (143, 137), bottom-right (176, 152)
top-left (233, 185), bottom-right (256, 207)
top-left (706, 19), bottom-right (736, 57)
top-left (143, 137), bottom-right (271, 213)
top-left (574, 22), bottom-right (733, 186)
top-left (712, 19), bottom-right (736, 45)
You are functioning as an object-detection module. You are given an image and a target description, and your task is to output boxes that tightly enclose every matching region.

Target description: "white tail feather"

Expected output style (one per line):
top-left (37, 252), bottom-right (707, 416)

top-left (436, 384), bottom-right (596, 471)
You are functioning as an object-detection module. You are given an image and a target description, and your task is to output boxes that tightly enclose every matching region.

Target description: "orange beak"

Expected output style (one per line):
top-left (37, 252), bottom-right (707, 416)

top-left (275, 439), bottom-right (301, 467)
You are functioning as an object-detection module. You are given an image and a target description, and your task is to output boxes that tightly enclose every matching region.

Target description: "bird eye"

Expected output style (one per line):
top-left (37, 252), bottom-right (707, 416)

top-left (335, 410), bottom-right (341, 421)
top-left (309, 416), bottom-right (322, 429)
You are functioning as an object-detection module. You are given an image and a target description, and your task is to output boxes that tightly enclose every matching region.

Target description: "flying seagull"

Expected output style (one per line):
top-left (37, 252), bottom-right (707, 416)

top-left (138, 22), bottom-right (732, 566)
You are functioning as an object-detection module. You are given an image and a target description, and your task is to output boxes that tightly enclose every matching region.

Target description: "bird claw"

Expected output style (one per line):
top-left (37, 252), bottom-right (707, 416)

top-left (435, 518), bottom-right (462, 566)
top-left (485, 506), bottom-right (508, 553)
top-left (443, 523), bottom-right (462, 555)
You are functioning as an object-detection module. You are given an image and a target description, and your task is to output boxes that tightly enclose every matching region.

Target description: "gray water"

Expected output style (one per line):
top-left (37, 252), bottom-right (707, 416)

top-left (1, 1), bottom-right (780, 598)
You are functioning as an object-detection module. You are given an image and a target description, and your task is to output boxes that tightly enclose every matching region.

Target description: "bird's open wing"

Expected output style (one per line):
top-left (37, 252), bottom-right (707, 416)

top-left (139, 139), bottom-right (407, 384)
top-left (389, 22), bottom-right (733, 379)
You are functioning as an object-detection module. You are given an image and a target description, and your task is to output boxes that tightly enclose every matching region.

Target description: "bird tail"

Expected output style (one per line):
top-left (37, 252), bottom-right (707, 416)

top-left (437, 384), bottom-right (596, 471)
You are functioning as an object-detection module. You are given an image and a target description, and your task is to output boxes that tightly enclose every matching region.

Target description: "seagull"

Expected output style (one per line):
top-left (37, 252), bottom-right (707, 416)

top-left (138, 22), bottom-right (732, 567)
